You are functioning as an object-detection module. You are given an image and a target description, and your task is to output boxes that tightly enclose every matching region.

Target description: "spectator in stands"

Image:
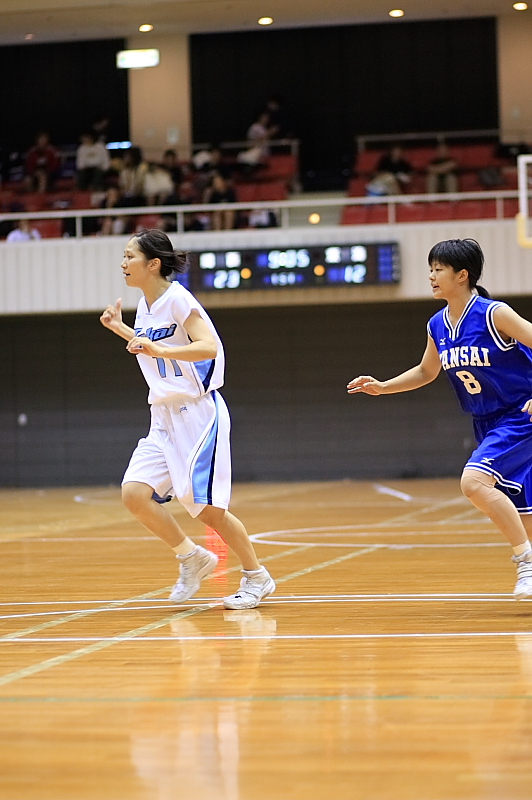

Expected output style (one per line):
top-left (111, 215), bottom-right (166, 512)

top-left (426, 143), bottom-right (458, 193)
top-left (76, 132), bottom-right (110, 191)
top-left (6, 219), bottom-right (41, 242)
top-left (237, 112), bottom-right (273, 171)
top-left (161, 149), bottom-right (183, 188)
top-left (24, 132), bottom-right (60, 193)
top-left (143, 162), bottom-right (174, 205)
top-left (248, 208), bottom-right (278, 228)
top-left (91, 115), bottom-right (111, 143)
top-left (119, 146), bottom-right (148, 206)
top-left (204, 173), bottom-right (236, 230)
top-left (265, 95), bottom-right (294, 138)
top-left (374, 146), bottom-right (413, 193)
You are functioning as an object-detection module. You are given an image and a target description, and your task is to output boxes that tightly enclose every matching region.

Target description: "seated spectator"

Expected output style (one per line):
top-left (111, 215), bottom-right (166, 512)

top-left (161, 149), bottom-right (183, 187)
top-left (6, 219), bottom-right (41, 242)
top-left (237, 112), bottom-right (273, 171)
top-left (264, 95), bottom-right (294, 138)
top-left (204, 173), bottom-right (236, 230)
top-left (118, 146), bottom-right (148, 206)
top-left (76, 132), bottom-right (110, 191)
top-left (192, 145), bottom-right (232, 180)
top-left (248, 208), bottom-right (278, 228)
top-left (426, 143), bottom-right (458, 193)
top-left (143, 162), bottom-right (174, 205)
top-left (365, 170), bottom-right (400, 197)
top-left (24, 132), bottom-right (60, 193)
top-left (374, 146), bottom-right (413, 193)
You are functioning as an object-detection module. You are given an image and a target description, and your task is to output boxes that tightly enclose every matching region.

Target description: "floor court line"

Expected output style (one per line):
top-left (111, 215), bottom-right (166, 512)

top-left (0, 544), bottom-right (312, 641)
top-left (4, 631), bottom-right (532, 644)
top-left (0, 546), bottom-right (382, 685)
top-left (2, 692), bottom-right (532, 702)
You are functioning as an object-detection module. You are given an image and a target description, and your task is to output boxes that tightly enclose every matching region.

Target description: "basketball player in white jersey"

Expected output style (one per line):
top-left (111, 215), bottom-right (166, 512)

top-left (100, 228), bottom-right (275, 609)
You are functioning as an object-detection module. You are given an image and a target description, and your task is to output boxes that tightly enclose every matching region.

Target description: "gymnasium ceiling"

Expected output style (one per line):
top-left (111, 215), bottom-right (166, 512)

top-left (0, 0), bottom-right (523, 45)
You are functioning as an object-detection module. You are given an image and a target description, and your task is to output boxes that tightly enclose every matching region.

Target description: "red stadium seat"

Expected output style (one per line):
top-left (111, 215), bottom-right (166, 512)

top-left (71, 192), bottom-right (93, 209)
top-left (396, 203), bottom-right (426, 222)
top-left (453, 200), bottom-right (496, 220)
top-left (346, 178), bottom-right (366, 196)
top-left (341, 206), bottom-right (368, 225)
top-left (256, 182), bottom-right (287, 201)
top-left (23, 194), bottom-right (46, 212)
top-left (235, 184), bottom-right (259, 202)
top-left (504, 198), bottom-right (519, 218)
top-left (459, 172), bottom-right (482, 192)
top-left (460, 144), bottom-right (496, 169)
top-left (135, 214), bottom-right (164, 230)
top-left (261, 154), bottom-right (297, 180)
top-left (423, 201), bottom-right (454, 221)
top-left (355, 150), bottom-right (382, 174)
top-left (407, 148), bottom-right (434, 170)
top-left (32, 219), bottom-right (63, 238)
top-left (366, 204), bottom-right (388, 224)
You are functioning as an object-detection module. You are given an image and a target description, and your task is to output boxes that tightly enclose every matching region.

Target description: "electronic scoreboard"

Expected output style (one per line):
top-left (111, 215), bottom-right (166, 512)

top-left (178, 242), bottom-right (400, 292)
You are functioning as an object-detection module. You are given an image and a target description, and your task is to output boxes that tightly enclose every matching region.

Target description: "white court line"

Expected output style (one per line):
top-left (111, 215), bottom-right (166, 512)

top-left (0, 544), bottom-right (312, 641)
top-left (0, 545), bottom-right (382, 685)
top-left (4, 631), bottom-right (532, 643)
top-left (373, 484), bottom-right (413, 502)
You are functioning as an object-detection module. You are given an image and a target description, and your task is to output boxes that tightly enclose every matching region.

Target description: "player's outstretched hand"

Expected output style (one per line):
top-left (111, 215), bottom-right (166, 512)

top-left (100, 298), bottom-right (123, 331)
top-left (522, 398), bottom-right (532, 421)
top-left (347, 375), bottom-right (386, 395)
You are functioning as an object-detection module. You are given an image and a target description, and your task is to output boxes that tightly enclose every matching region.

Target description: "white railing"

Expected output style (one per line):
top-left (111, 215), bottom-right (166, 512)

top-left (356, 128), bottom-right (499, 152)
top-left (0, 188), bottom-right (522, 240)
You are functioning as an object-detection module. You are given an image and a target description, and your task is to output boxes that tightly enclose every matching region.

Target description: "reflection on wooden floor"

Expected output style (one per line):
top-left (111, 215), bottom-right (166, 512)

top-left (1, 478), bottom-right (532, 800)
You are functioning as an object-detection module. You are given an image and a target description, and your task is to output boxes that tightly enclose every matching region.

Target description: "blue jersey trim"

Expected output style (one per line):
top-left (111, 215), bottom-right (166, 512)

top-left (486, 302), bottom-right (516, 352)
top-left (191, 394), bottom-right (219, 505)
top-left (195, 358), bottom-right (216, 392)
top-left (443, 294), bottom-right (478, 341)
top-left (464, 461), bottom-right (523, 493)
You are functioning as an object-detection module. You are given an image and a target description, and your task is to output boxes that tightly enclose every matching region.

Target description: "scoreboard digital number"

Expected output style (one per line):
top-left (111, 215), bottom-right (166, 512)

top-left (182, 243), bottom-right (400, 291)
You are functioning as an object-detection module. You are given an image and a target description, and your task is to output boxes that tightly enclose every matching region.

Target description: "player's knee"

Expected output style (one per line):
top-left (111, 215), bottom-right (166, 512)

top-left (122, 482), bottom-right (151, 514)
top-left (460, 471), bottom-right (493, 500)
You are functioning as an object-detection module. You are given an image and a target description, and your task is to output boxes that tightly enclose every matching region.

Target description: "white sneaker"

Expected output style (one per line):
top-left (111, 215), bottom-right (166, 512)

top-left (223, 567), bottom-right (276, 609)
top-left (169, 545), bottom-right (218, 603)
top-left (513, 552), bottom-right (532, 600)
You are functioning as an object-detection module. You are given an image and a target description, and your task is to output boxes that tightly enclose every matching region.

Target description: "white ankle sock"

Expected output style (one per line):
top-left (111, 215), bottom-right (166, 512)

top-left (173, 538), bottom-right (196, 557)
top-left (513, 541), bottom-right (532, 558)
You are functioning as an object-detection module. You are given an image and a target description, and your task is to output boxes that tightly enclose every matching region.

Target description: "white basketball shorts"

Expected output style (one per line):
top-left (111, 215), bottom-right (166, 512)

top-left (122, 390), bottom-right (231, 518)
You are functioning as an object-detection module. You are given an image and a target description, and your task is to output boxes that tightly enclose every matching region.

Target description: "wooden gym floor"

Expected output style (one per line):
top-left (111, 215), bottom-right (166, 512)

top-left (1, 478), bottom-right (532, 800)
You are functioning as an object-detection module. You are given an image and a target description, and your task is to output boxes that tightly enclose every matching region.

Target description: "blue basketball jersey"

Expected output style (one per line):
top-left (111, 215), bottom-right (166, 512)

top-left (427, 295), bottom-right (532, 416)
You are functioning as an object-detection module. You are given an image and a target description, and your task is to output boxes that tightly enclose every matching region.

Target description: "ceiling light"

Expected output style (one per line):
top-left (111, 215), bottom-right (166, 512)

top-left (139, 24), bottom-right (154, 32)
top-left (258, 17), bottom-right (274, 25)
top-left (117, 49), bottom-right (160, 69)
top-left (389, 9), bottom-right (405, 17)
top-left (513, 2), bottom-right (528, 8)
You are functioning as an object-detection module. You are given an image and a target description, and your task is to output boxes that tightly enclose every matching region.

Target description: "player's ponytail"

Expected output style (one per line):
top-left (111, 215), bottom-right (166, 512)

top-left (134, 228), bottom-right (188, 277)
top-left (428, 238), bottom-right (491, 299)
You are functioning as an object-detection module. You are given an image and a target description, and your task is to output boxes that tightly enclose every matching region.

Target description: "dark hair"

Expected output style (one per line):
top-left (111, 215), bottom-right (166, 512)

top-left (134, 229), bottom-right (188, 277)
top-left (428, 238), bottom-right (490, 299)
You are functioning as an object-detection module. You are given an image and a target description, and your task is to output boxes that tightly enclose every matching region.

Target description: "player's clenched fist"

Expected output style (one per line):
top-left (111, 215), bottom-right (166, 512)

top-left (347, 375), bottom-right (387, 395)
top-left (100, 298), bottom-right (123, 330)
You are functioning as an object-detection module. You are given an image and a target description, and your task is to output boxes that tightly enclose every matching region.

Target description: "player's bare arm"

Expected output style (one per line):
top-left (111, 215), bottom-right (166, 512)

top-left (347, 334), bottom-right (442, 395)
top-left (126, 310), bottom-right (218, 362)
top-left (493, 304), bottom-right (532, 349)
top-left (100, 298), bottom-right (136, 341)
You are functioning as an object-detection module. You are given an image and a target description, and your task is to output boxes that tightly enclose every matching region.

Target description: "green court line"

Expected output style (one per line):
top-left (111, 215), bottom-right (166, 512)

top-left (1, 693), bottom-right (532, 703)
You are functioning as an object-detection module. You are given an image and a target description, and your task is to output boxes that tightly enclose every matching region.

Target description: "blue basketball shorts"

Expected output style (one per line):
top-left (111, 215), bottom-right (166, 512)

top-left (464, 407), bottom-right (532, 514)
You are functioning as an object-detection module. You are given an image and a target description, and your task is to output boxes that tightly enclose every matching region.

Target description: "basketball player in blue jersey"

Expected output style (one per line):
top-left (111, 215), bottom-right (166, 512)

top-left (100, 228), bottom-right (275, 609)
top-left (348, 238), bottom-right (532, 599)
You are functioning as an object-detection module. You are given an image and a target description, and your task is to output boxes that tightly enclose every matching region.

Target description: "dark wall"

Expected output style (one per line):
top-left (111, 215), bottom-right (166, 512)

top-left (0, 39), bottom-right (129, 152)
top-left (5, 296), bottom-right (532, 488)
top-left (190, 18), bottom-right (498, 184)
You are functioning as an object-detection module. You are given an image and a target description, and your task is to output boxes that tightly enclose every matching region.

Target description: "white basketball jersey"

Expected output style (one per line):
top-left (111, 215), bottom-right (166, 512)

top-left (133, 281), bottom-right (225, 404)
